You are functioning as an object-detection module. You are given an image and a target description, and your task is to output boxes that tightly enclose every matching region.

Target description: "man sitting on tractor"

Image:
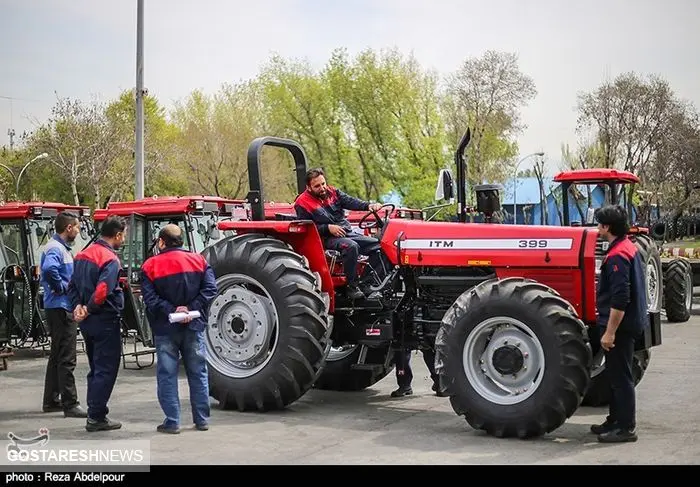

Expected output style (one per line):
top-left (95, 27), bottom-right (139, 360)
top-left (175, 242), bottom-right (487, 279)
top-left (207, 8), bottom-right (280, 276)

top-left (294, 168), bottom-right (382, 300)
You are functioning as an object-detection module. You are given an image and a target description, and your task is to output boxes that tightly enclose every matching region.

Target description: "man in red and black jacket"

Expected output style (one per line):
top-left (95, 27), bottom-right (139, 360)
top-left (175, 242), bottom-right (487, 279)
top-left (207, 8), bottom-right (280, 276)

top-left (140, 224), bottom-right (217, 434)
top-left (68, 215), bottom-right (127, 432)
top-left (294, 167), bottom-right (382, 300)
top-left (591, 205), bottom-right (648, 443)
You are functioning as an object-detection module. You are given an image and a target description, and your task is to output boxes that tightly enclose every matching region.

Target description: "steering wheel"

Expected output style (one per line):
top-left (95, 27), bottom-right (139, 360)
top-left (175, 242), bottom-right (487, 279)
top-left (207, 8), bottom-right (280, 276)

top-left (358, 203), bottom-right (396, 231)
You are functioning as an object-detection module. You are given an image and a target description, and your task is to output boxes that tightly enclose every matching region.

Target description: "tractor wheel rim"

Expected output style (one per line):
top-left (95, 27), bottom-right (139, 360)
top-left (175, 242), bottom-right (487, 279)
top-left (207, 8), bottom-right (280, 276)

top-left (462, 316), bottom-right (546, 406)
top-left (205, 274), bottom-right (279, 379)
top-left (647, 261), bottom-right (660, 312)
top-left (327, 344), bottom-right (358, 362)
top-left (685, 268), bottom-right (693, 310)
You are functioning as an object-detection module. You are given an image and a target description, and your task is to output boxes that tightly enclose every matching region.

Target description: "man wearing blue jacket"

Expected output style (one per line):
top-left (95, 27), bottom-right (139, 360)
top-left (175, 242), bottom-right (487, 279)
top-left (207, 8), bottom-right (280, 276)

top-left (140, 224), bottom-right (217, 434)
top-left (41, 211), bottom-right (87, 418)
top-left (591, 205), bottom-right (648, 443)
top-left (68, 215), bottom-right (127, 432)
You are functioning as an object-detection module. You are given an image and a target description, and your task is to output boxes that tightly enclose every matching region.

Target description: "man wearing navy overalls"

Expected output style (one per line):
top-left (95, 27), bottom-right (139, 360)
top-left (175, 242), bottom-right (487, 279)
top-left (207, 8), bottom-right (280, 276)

top-left (591, 205), bottom-right (648, 443)
top-left (68, 216), bottom-right (127, 432)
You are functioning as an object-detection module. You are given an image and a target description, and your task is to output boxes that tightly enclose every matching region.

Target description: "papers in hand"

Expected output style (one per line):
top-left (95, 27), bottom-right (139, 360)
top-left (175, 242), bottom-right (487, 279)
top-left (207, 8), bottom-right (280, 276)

top-left (168, 311), bottom-right (201, 323)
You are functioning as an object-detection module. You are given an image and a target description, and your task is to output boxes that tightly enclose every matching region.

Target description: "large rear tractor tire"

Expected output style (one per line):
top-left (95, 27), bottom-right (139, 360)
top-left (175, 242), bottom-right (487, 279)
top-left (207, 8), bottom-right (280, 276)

top-left (583, 349), bottom-right (650, 407)
top-left (313, 344), bottom-right (394, 391)
top-left (663, 258), bottom-right (692, 323)
top-left (435, 277), bottom-right (591, 439)
top-left (201, 233), bottom-right (332, 411)
top-left (630, 233), bottom-right (663, 314)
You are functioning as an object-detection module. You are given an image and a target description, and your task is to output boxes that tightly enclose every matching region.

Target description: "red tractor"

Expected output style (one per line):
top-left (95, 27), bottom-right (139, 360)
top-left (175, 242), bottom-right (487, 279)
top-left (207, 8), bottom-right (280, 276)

top-left (0, 201), bottom-right (93, 353)
top-left (90, 196), bottom-right (247, 366)
top-left (199, 131), bottom-right (662, 439)
top-left (551, 168), bottom-right (692, 405)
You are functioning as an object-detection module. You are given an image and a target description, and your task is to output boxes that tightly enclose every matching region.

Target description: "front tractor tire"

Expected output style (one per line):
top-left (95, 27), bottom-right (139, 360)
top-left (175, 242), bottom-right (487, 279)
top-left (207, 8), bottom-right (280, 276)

top-left (201, 233), bottom-right (332, 412)
top-left (663, 257), bottom-right (693, 323)
top-left (435, 277), bottom-right (591, 439)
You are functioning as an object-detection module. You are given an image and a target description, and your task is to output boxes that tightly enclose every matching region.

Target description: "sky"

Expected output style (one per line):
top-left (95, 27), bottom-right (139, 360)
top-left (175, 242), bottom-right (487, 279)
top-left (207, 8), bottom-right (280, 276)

top-left (1, 0), bottom-right (699, 177)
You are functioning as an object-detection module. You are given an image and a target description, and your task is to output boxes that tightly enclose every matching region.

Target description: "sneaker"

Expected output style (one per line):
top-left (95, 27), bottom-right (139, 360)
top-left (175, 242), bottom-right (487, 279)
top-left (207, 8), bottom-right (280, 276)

top-left (597, 427), bottom-right (638, 443)
top-left (590, 419), bottom-right (617, 435)
top-left (391, 386), bottom-right (413, 397)
top-left (86, 417), bottom-right (122, 432)
top-left (64, 405), bottom-right (87, 418)
top-left (195, 423), bottom-right (209, 431)
top-left (157, 424), bottom-right (180, 434)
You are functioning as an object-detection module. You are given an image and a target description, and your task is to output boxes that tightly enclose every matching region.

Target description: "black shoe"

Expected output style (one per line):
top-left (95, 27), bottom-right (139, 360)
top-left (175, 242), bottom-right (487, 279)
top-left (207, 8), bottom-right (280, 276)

top-left (597, 427), bottom-right (638, 443)
top-left (157, 424), bottom-right (180, 434)
top-left (64, 405), bottom-right (87, 418)
top-left (391, 386), bottom-right (413, 397)
top-left (590, 419), bottom-right (617, 435)
top-left (86, 417), bottom-right (122, 432)
top-left (42, 403), bottom-right (62, 413)
top-left (432, 382), bottom-right (446, 397)
top-left (346, 284), bottom-right (365, 300)
top-left (195, 423), bottom-right (209, 431)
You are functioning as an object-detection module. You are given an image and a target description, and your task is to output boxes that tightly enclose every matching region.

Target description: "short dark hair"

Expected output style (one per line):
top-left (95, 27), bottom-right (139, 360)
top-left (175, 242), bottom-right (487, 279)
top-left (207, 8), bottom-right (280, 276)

top-left (158, 225), bottom-right (184, 248)
top-left (594, 204), bottom-right (629, 237)
top-left (100, 215), bottom-right (126, 238)
top-left (305, 168), bottom-right (324, 185)
top-left (55, 211), bottom-right (79, 233)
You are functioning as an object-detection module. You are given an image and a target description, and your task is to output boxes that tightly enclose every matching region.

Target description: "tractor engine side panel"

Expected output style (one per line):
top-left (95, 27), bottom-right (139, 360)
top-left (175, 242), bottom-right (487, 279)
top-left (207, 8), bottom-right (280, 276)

top-left (381, 221), bottom-right (599, 324)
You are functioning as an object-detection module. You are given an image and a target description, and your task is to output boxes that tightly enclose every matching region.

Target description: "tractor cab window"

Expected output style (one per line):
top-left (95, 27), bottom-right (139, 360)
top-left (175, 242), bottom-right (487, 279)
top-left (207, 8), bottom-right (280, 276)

top-left (0, 222), bottom-right (24, 268)
top-left (28, 220), bottom-right (51, 263)
top-left (147, 218), bottom-right (192, 255)
top-left (27, 218), bottom-right (93, 262)
top-left (190, 214), bottom-right (225, 253)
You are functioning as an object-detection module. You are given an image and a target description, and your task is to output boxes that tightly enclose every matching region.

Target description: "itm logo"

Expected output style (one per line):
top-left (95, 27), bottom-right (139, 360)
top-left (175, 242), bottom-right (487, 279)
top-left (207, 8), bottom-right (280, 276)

top-left (6, 428), bottom-right (50, 455)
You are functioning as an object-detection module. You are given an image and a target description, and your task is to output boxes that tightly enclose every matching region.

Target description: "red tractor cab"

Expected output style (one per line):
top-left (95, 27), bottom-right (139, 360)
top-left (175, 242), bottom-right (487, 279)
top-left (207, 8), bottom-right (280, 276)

top-left (90, 195), bottom-right (247, 366)
top-left (554, 168), bottom-right (692, 324)
top-left (0, 201), bottom-right (92, 354)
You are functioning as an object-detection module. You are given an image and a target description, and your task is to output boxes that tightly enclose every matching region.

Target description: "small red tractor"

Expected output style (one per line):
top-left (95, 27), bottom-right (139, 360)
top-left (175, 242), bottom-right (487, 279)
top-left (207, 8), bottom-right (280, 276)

top-left (0, 201), bottom-right (93, 355)
top-left (90, 196), bottom-right (247, 367)
top-left (199, 130), bottom-right (662, 439)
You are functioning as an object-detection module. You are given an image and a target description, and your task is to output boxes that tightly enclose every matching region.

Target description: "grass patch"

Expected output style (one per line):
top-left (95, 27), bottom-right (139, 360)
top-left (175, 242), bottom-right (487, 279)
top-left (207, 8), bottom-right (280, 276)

top-left (663, 239), bottom-right (700, 249)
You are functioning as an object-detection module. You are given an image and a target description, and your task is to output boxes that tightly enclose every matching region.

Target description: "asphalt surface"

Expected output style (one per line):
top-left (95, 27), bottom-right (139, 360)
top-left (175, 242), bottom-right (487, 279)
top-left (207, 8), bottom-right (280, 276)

top-left (1, 311), bottom-right (699, 465)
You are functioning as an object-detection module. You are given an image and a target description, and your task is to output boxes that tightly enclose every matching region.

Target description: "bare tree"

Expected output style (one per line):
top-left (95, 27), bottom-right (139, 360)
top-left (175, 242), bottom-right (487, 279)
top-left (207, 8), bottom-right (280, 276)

top-left (443, 50), bottom-right (537, 185)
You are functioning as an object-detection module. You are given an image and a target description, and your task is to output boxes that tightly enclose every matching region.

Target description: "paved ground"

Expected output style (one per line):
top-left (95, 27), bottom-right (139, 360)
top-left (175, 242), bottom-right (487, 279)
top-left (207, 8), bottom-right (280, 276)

top-left (1, 312), bottom-right (699, 466)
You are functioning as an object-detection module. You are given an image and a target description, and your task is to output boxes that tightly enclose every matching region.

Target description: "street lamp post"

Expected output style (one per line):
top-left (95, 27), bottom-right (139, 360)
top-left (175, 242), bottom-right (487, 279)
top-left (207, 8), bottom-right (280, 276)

top-left (0, 152), bottom-right (49, 199)
top-left (16, 153), bottom-right (49, 196)
top-left (512, 151), bottom-right (545, 224)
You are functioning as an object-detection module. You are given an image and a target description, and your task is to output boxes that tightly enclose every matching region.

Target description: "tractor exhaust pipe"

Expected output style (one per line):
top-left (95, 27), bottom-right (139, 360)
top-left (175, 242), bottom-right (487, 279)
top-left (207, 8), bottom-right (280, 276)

top-left (454, 127), bottom-right (472, 223)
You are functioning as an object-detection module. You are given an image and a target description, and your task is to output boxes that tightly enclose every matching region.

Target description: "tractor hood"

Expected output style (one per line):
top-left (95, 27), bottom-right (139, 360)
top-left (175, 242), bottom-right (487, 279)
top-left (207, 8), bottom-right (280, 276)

top-left (381, 219), bottom-right (595, 269)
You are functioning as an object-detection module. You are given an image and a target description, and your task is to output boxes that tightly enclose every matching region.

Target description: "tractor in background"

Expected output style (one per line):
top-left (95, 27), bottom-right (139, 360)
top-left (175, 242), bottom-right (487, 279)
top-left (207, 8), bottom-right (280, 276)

top-left (200, 130), bottom-right (661, 439)
top-left (90, 196), bottom-right (246, 368)
top-left (0, 202), bottom-right (93, 360)
top-left (550, 168), bottom-right (692, 405)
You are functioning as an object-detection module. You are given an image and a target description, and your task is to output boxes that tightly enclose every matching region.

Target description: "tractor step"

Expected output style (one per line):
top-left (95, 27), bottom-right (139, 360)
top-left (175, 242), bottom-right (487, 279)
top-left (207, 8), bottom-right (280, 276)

top-left (350, 363), bottom-right (386, 373)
